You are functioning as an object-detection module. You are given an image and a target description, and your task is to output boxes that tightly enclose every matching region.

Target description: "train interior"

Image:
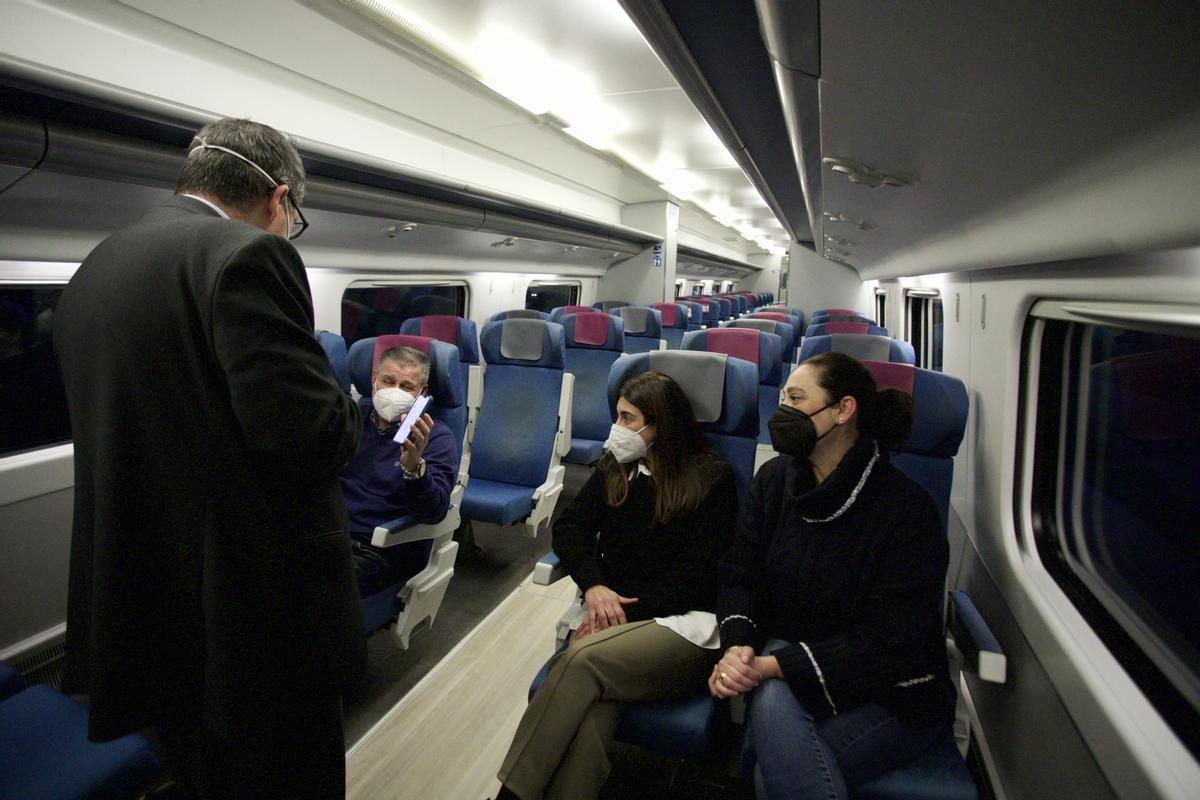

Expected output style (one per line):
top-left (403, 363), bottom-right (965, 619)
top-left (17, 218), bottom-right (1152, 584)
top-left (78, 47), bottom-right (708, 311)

top-left (0, 1), bottom-right (1198, 798)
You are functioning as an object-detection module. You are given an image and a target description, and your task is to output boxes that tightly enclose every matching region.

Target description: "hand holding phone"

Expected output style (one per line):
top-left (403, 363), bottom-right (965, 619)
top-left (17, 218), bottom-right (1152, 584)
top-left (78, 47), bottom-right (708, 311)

top-left (393, 393), bottom-right (432, 445)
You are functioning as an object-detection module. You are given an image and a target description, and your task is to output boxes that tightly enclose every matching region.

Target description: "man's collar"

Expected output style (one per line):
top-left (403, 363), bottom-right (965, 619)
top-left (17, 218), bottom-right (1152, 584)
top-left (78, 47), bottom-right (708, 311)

top-left (177, 193), bottom-right (229, 219)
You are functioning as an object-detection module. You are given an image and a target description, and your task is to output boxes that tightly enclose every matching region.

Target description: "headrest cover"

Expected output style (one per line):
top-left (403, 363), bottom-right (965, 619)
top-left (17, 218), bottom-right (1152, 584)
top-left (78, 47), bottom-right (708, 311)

top-left (418, 315), bottom-right (460, 345)
top-left (705, 328), bottom-right (761, 366)
top-left (566, 312), bottom-right (617, 348)
top-left (501, 319), bottom-right (548, 360)
top-left (373, 334), bottom-right (433, 369)
top-left (497, 309), bottom-right (545, 320)
top-left (829, 333), bottom-right (892, 363)
top-left (595, 300), bottom-right (629, 313)
top-left (732, 319), bottom-right (777, 334)
top-left (645, 351), bottom-right (728, 423)
top-left (820, 322), bottom-right (870, 335)
top-left (821, 308), bottom-right (856, 315)
top-left (651, 303), bottom-right (681, 327)
top-left (619, 306), bottom-right (660, 336)
top-left (753, 312), bottom-right (789, 324)
top-left (816, 314), bottom-right (872, 324)
top-left (863, 361), bottom-right (916, 396)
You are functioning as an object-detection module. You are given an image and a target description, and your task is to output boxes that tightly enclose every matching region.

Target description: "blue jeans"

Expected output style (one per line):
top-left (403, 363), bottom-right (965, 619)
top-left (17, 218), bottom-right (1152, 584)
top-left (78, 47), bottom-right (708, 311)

top-left (744, 640), bottom-right (945, 800)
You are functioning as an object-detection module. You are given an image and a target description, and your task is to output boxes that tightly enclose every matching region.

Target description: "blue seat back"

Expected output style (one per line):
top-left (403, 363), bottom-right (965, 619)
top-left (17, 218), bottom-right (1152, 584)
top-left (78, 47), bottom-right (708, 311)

top-left (618, 306), bottom-right (663, 353)
top-left (548, 305), bottom-right (594, 323)
top-left (471, 320), bottom-right (566, 487)
top-left (489, 309), bottom-right (549, 323)
top-left (683, 327), bottom-right (783, 445)
top-left (651, 302), bottom-right (689, 349)
top-left (799, 333), bottom-right (915, 365)
top-left (399, 315), bottom-right (480, 393)
top-left (724, 318), bottom-right (796, 364)
top-left (813, 307), bottom-right (867, 316)
top-left (592, 300), bottom-right (630, 313)
top-left (608, 350), bottom-right (758, 499)
top-left (561, 312), bottom-right (625, 444)
top-left (316, 330), bottom-right (351, 394)
top-left (806, 321), bottom-right (889, 337)
top-left (673, 299), bottom-right (705, 331)
top-left (760, 306), bottom-right (806, 334)
top-left (862, 361), bottom-right (968, 532)
top-left (347, 334), bottom-right (467, 459)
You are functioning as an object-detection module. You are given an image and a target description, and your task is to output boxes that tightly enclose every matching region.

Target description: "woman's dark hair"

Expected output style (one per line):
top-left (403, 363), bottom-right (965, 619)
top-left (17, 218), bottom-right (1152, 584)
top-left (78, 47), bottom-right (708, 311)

top-left (599, 371), bottom-right (717, 523)
top-left (802, 352), bottom-right (913, 450)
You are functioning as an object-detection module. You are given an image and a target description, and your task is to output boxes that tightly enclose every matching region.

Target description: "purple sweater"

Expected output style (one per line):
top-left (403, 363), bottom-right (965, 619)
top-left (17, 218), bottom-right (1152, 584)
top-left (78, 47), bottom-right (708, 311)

top-left (339, 398), bottom-right (458, 535)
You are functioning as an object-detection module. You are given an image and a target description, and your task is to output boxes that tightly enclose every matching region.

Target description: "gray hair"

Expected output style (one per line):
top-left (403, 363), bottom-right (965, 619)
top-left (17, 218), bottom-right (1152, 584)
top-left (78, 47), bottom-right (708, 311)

top-left (176, 118), bottom-right (306, 210)
top-left (376, 346), bottom-right (430, 386)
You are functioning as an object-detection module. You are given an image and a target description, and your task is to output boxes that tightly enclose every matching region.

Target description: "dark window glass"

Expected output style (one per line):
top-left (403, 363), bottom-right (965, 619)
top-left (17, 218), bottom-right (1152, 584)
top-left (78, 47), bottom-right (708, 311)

top-left (875, 291), bottom-right (887, 329)
top-left (1028, 318), bottom-right (1200, 754)
top-left (340, 284), bottom-right (466, 347)
top-left (525, 282), bottom-right (579, 313)
top-left (0, 286), bottom-right (71, 456)
top-left (692, 284), bottom-right (703, 295)
top-left (905, 294), bottom-right (943, 371)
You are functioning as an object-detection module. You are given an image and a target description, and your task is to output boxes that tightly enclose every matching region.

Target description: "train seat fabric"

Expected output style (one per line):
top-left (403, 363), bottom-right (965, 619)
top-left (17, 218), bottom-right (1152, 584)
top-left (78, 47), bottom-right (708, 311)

top-left (696, 298), bottom-right (722, 327)
top-left (725, 318), bottom-right (796, 363)
top-left (853, 726), bottom-right (977, 800)
top-left (0, 684), bottom-right (161, 800)
top-left (0, 662), bottom-right (23, 702)
top-left (560, 313), bottom-right (625, 465)
top-left (863, 361), bottom-right (968, 533)
top-left (672, 299), bottom-right (705, 331)
top-left (814, 308), bottom-right (864, 316)
top-left (548, 305), bottom-right (593, 322)
top-left (759, 306), bottom-right (807, 334)
top-left (683, 328), bottom-right (783, 446)
top-left (806, 321), bottom-right (889, 337)
top-left (753, 311), bottom-right (805, 351)
top-left (592, 300), bottom-right (630, 313)
top-left (398, 315), bottom-right (480, 396)
top-left (398, 315), bottom-right (480, 364)
top-left (461, 320), bottom-right (567, 527)
top-left (488, 309), bottom-right (549, 322)
top-left (618, 306), bottom-right (665, 353)
top-left (799, 334), bottom-right (916, 365)
top-left (316, 331), bottom-right (351, 393)
top-left (810, 313), bottom-right (876, 326)
top-left (651, 302), bottom-right (690, 348)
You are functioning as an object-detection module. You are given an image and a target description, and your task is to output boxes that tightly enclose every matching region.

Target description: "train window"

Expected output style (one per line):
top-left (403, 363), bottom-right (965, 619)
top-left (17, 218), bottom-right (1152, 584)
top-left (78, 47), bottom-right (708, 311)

top-left (905, 290), bottom-right (943, 371)
top-left (1023, 301), bottom-right (1200, 755)
top-left (524, 281), bottom-right (580, 313)
top-left (674, 279), bottom-right (685, 297)
top-left (874, 288), bottom-right (887, 329)
top-left (0, 286), bottom-right (71, 457)
top-left (340, 283), bottom-right (467, 346)
top-left (691, 283), bottom-right (703, 295)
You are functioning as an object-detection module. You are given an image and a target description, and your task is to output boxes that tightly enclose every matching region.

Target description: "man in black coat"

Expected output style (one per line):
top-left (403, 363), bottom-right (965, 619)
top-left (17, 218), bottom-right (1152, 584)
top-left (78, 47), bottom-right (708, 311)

top-left (54, 118), bottom-right (364, 799)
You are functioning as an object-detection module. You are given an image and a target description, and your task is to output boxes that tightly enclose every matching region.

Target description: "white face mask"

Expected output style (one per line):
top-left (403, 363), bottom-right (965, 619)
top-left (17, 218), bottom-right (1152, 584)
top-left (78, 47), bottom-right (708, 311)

top-left (604, 423), bottom-right (652, 464)
top-left (373, 387), bottom-right (415, 423)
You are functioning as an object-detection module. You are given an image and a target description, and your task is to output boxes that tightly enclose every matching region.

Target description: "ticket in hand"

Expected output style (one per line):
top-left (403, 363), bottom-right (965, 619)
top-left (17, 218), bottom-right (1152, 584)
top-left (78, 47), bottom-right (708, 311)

top-left (393, 393), bottom-right (432, 444)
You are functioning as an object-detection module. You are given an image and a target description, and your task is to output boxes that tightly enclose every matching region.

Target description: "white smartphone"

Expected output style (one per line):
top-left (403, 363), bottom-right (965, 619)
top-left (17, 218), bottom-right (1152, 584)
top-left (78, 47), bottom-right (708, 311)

top-left (393, 393), bottom-right (432, 445)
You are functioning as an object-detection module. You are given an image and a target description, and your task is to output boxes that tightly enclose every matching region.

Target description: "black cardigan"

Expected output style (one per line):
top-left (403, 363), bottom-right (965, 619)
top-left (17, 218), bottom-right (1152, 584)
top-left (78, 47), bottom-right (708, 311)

top-left (719, 437), bottom-right (954, 724)
top-left (554, 459), bottom-right (738, 622)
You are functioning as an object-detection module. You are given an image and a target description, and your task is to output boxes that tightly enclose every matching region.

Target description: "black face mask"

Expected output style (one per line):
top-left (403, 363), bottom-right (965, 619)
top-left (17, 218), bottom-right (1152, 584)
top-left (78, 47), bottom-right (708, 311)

top-left (767, 401), bottom-right (837, 458)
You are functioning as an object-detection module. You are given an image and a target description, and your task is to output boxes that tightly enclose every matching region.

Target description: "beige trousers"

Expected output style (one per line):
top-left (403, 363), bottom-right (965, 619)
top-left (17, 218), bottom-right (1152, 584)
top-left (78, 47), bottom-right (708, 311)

top-left (498, 619), bottom-right (718, 800)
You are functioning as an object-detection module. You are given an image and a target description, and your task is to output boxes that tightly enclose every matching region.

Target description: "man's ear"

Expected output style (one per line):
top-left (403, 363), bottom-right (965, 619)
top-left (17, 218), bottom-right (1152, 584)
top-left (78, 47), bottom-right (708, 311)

top-left (266, 183), bottom-right (290, 230)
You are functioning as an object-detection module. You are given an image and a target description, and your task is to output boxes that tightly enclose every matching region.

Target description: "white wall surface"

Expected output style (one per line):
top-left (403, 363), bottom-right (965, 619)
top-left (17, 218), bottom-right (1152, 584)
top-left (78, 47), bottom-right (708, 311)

top-left (785, 243), bottom-right (874, 316)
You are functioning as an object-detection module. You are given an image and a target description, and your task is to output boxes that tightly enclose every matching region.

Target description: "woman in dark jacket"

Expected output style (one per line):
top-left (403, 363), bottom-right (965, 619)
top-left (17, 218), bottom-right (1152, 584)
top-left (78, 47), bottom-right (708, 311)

top-left (494, 371), bottom-right (738, 800)
top-left (710, 352), bottom-right (954, 800)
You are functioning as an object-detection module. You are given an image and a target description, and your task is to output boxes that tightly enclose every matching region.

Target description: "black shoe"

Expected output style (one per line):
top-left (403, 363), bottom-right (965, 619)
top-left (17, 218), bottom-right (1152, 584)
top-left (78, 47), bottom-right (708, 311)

top-left (453, 521), bottom-right (483, 561)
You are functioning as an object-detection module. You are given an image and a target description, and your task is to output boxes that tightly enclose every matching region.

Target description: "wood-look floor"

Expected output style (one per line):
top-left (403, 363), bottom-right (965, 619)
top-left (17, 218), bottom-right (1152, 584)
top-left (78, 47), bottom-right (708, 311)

top-left (346, 575), bottom-right (579, 800)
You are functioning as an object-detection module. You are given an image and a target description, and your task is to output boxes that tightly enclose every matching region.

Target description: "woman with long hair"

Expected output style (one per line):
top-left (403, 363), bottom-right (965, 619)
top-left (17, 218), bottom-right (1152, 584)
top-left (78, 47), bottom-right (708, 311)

top-left (711, 352), bottom-right (955, 799)
top-left (493, 371), bottom-right (738, 800)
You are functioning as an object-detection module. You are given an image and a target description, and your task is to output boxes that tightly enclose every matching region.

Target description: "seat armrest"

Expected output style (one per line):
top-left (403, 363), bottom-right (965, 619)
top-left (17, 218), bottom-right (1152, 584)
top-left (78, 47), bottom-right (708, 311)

top-left (949, 590), bottom-right (1006, 683)
top-left (371, 503), bottom-right (460, 548)
top-left (533, 551), bottom-right (569, 585)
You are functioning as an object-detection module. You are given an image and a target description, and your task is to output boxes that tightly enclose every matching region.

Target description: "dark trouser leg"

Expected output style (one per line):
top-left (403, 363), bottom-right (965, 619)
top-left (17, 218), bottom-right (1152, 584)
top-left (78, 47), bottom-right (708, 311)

top-left (498, 620), bottom-right (716, 800)
top-left (746, 678), bottom-right (845, 800)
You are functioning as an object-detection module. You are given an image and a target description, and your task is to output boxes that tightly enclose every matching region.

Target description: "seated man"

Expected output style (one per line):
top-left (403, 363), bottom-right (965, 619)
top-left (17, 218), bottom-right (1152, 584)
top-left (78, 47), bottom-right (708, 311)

top-left (340, 346), bottom-right (459, 597)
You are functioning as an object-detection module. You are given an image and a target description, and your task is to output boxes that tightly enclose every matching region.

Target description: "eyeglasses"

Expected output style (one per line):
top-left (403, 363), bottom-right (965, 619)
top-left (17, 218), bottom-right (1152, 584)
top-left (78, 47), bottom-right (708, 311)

top-left (286, 194), bottom-right (309, 241)
top-left (191, 138), bottom-right (310, 240)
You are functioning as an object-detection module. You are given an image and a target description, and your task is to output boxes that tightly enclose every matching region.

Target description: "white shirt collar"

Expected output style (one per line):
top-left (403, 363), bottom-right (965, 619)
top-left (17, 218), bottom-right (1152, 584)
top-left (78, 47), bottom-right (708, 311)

top-left (179, 193), bottom-right (230, 219)
top-left (626, 461), bottom-right (652, 482)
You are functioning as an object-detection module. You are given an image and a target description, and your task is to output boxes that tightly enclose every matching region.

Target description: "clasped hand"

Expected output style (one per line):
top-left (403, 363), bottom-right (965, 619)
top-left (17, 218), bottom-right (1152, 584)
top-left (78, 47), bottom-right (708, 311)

top-left (708, 646), bottom-right (781, 698)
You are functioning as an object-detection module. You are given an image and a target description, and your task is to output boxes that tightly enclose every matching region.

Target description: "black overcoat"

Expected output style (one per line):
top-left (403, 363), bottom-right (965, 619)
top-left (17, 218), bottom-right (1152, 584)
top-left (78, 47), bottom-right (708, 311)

top-left (54, 196), bottom-right (364, 741)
